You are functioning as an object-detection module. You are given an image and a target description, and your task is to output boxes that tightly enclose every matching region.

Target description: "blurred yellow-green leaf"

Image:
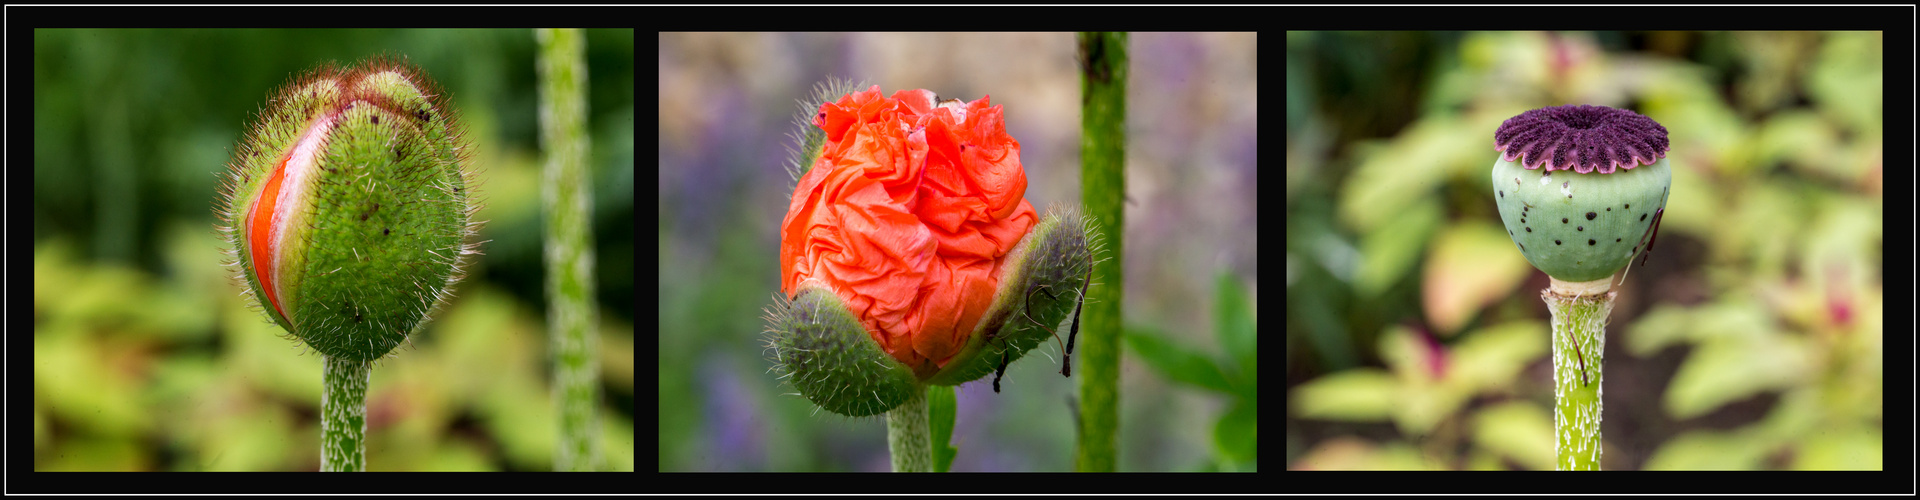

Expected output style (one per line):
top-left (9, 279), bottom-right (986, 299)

top-left (1448, 320), bottom-right (1547, 394)
top-left (1337, 114), bottom-right (1483, 233)
top-left (1664, 333), bottom-right (1810, 420)
top-left (1291, 437), bottom-right (1437, 471)
top-left (1376, 326), bottom-right (1470, 436)
top-left (1792, 424), bottom-right (1881, 470)
top-left (1356, 196), bottom-right (1442, 298)
top-left (1643, 429), bottom-right (1773, 470)
top-left (1420, 221), bottom-right (1531, 336)
top-left (1805, 31), bottom-right (1882, 136)
top-left (1625, 304), bottom-right (1695, 357)
top-left (1471, 401), bottom-right (1555, 470)
top-left (1291, 369), bottom-right (1397, 422)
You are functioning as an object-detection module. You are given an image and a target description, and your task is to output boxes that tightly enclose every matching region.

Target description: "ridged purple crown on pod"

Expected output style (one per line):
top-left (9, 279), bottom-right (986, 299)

top-left (1493, 104), bottom-right (1669, 174)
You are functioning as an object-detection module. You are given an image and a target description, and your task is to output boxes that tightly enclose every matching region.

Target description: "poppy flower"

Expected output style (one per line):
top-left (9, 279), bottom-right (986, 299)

top-left (780, 85), bottom-right (1038, 378)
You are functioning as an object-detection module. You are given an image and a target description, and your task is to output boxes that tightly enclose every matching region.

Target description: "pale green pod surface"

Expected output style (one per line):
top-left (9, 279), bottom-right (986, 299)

top-left (1489, 104), bottom-right (1672, 283)
top-left (1491, 157), bottom-right (1669, 282)
top-left (219, 58), bottom-right (479, 363)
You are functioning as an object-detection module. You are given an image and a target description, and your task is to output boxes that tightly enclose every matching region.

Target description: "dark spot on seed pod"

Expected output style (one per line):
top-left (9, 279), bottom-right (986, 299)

top-left (1518, 243), bottom-right (1526, 251)
top-left (1521, 218), bottom-right (1527, 223)
top-left (1562, 218), bottom-right (1569, 224)
top-left (1555, 240), bottom-right (1562, 245)
top-left (1640, 213), bottom-right (1647, 221)
top-left (1616, 238), bottom-right (1622, 242)
top-left (1606, 207), bottom-right (1611, 211)
top-left (1588, 239), bottom-right (1596, 245)
top-left (383, 227), bottom-right (390, 236)
top-left (418, 107), bottom-right (432, 122)
top-left (1586, 212), bottom-right (1597, 220)
top-left (1577, 226), bottom-right (1584, 231)
top-left (1508, 229), bottom-right (1513, 236)
top-left (371, 115), bottom-right (379, 125)
top-left (1526, 227), bottom-right (1531, 232)
top-left (1625, 203), bottom-right (1631, 209)
top-left (1499, 190), bottom-right (1504, 198)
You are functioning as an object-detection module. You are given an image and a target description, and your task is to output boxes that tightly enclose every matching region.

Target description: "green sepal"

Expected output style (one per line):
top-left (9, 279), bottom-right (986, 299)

top-left (764, 282), bottom-right (920, 417)
top-left (922, 205), bottom-right (1101, 388)
top-left (287, 92), bottom-right (469, 363)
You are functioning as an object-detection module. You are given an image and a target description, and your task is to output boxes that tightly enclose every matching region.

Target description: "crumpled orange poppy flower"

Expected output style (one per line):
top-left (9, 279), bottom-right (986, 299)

top-left (780, 85), bottom-right (1038, 377)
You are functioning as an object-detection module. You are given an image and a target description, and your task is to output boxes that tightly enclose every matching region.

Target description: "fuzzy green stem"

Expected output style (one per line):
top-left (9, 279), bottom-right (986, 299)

top-left (1075, 31), bottom-right (1126, 472)
top-left (1543, 277), bottom-right (1612, 471)
top-left (321, 356), bottom-right (370, 472)
top-left (885, 385), bottom-right (931, 472)
top-left (537, 27), bottom-right (602, 472)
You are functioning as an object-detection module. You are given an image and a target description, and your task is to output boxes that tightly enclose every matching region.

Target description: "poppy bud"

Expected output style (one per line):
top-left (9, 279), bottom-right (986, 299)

top-left (764, 83), bottom-right (1099, 416)
top-left (217, 57), bottom-right (481, 363)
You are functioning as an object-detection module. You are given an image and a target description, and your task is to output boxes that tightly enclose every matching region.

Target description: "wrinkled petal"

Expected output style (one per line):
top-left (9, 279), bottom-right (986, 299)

top-left (780, 87), bottom-right (1037, 375)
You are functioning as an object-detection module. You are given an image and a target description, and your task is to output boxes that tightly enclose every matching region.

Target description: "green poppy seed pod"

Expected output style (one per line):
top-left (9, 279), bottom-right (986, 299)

top-left (218, 57), bottom-right (481, 363)
top-left (1491, 105), bottom-right (1670, 284)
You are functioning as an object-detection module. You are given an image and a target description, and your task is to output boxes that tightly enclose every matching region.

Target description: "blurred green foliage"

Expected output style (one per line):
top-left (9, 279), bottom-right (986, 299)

top-left (32, 29), bottom-right (636, 471)
top-left (1287, 31), bottom-right (1881, 470)
top-left (1125, 272), bottom-right (1259, 471)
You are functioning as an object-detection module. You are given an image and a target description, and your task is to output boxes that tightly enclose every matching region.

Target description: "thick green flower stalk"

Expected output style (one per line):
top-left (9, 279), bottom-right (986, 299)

top-left (218, 56), bottom-right (481, 471)
top-left (1490, 104), bottom-right (1670, 470)
top-left (536, 27), bottom-right (602, 472)
top-left (1075, 30), bottom-right (1127, 472)
top-left (1545, 284), bottom-right (1610, 470)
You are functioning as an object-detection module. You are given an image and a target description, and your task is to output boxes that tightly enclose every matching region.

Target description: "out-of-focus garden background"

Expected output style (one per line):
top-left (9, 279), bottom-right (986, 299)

top-left (659, 33), bottom-right (1258, 471)
top-left (1286, 31), bottom-right (1881, 470)
top-left (32, 29), bottom-right (636, 471)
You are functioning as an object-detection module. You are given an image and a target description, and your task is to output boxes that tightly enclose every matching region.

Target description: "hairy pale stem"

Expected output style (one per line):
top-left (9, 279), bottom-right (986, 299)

top-left (1075, 31), bottom-right (1127, 472)
top-left (321, 356), bottom-right (370, 472)
top-left (1543, 283), bottom-right (1611, 471)
top-left (886, 385), bottom-right (931, 472)
top-left (537, 28), bottom-right (602, 472)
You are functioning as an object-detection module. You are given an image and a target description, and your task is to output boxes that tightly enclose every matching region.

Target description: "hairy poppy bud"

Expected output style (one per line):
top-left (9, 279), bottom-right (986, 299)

top-left (217, 57), bottom-right (481, 362)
